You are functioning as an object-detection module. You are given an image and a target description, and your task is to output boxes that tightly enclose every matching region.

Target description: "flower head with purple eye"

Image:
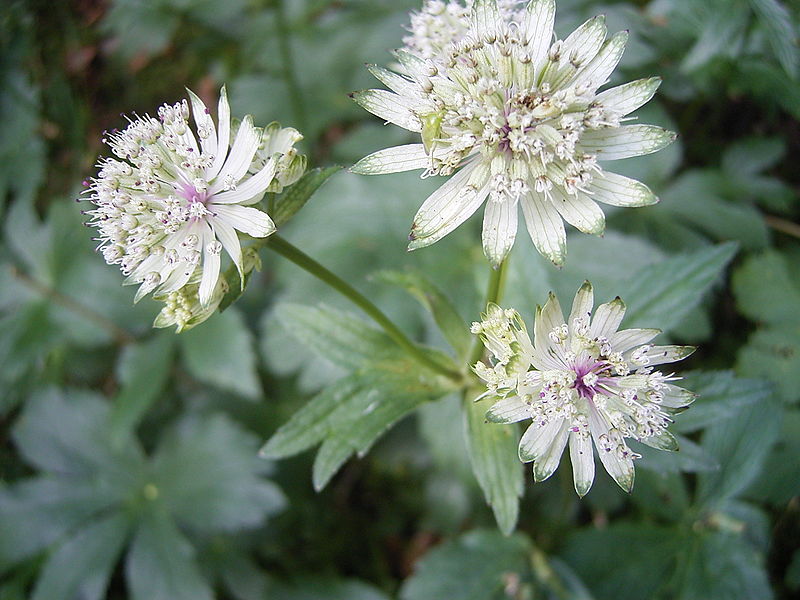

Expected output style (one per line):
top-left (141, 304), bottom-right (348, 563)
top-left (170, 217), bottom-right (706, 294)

top-left (471, 281), bottom-right (696, 496)
top-left (83, 87), bottom-right (304, 307)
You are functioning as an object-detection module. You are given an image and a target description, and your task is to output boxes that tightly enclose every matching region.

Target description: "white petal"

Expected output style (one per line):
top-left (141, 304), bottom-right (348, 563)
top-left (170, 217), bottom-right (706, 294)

top-left (520, 192), bottom-right (566, 266)
top-left (533, 292), bottom-right (566, 361)
top-left (391, 49), bottom-right (428, 76)
top-left (588, 171), bottom-right (658, 207)
top-left (640, 430), bottom-right (679, 452)
top-left (213, 204), bottom-right (276, 238)
top-left (351, 144), bottom-right (430, 175)
top-left (608, 328), bottom-right (660, 353)
top-left (533, 425), bottom-right (569, 482)
top-left (350, 89), bottom-right (422, 133)
top-left (486, 396), bottom-right (532, 424)
top-left (661, 385), bottom-right (697, 409)
top-left (187, 88), bottom-right (218, 160)
top-left (569, 431), bottom-right (595, 497)
top-left (199, 223), bottom-right (220, 307)
top-left (366, 64), bottom-right (422, 99)
top-left (571, 31), bottom-right (628, 90)
top-left (211, 157), bottom-right (277, 205)
top-left (579, 125), bottom-right (676, 161)
top-left (481, 198), bottom-right (518, 267)
top-left (589, 297), bottom-right (626, 339)
top-left (211, 217), bottom-right (243, 282)
top-left (588, 404), bottom-right (634, 492)
top-left (473, 0), bottom-right (501, 38)
top-left (568, 281), bottom-right (594, 332)
top-left (595, 77), bottom-right (662, 117)
top-left (210, 115), bottom-right (262, 193)
top-left (551, 188), bottom-right (605, 235)
top-left (158, 262), bottom-right (194, 294)
top-left (519, 418), bottom-right (565, 463)
top-left (207, 86), bottom-right (231, 181)
top-left (631, 345), bottom-right (696, 366)
top-left (408, 162), bottom-right (490, 249)
top-left (561, 15), bottom-right (607, 70)
top-left (524, 0), bottom-right (556, 74)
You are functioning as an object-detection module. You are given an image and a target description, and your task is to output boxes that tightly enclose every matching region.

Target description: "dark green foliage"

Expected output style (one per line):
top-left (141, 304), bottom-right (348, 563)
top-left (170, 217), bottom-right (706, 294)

top-left (1, 0), bottom-right (798, 598)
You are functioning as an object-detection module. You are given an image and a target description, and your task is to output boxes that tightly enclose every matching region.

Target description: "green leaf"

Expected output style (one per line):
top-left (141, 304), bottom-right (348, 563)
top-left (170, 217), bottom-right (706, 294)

top-left (733, 250), bottom-right (800, 325)
top-left (31, 511), bottom-right (131, 600)
top-left (12, 387), bottom-right (143, 481)
top-left (737, 328), bottom-right (800, 403)
top-left (270, 578), bottom-right (390, 600)
top-left (747, 409), bottom-right (800, 504)
top-left (110, 333), bottom-right (175, 444)
top-left (180, 308), bottom-right (261, 400)
top-left (126, 509), bottom-right (213, 600)
top-left (562, 524), bottom-right (680, 600)
top-left (275, 303), bottom-right (398, 371)
top-left (400, 530), bottom-right (531, 600)
top-left (675, 532), bottom-right (773, 600)
top-left (272, 166), bottom-right (343, 227)
top-left (619, 242), bottom-right (738, 332)
top-left (748, 0), bottom-right (798, 78)
top-left (633, 434), bottom-right (718, 473)
top-left (465, 397), bottom-right (523, 535)
top-left (151, 414), bottom-right (285, 534)
top-left (696, 397), bottom-right (781, 507)
top-left (672, 371), bottom-right (774, 434)
top-left (722, 136), bottom-right (785, 176)
top-left (374, 270), bottom-right (471, 357)
top-left (0, 477), bottom-right (124, 569)
top-left (263, 361), bottom-right (453, 490)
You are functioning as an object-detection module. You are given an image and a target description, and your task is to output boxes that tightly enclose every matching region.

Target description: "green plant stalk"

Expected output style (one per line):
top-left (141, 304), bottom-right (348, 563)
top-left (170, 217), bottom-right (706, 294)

top-left (466, 258), bottom-right (509, 367)
top-left (264, 235), bottom-right (462, 381)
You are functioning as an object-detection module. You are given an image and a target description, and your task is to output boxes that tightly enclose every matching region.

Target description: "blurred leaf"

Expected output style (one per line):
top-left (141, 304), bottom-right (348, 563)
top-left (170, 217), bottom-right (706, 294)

top-left (738, 328), bottom-right (800, 403)
top-left (375, 270), bottom-right (471, 357)
top-left (400, 529), bottom-right (531, 600)
top-left (696, 397), bottom-right (781, 507)
top-left (465, 397), bottom-right (523, 536)
top-left (747, 409), bottom-right (800, 503)
top-left (748, 0), bottom-right (799, 78)
top-left (681, 5), bottom-right (749, 72)
top-left (674, 532), bottom-right (773, 600)
top-left (272, 166), bottom-right (343, 227)
top-left (633, 434), bottom-right (718, 473)
top-left (152, 414), bottom-right (285, 533)
top-left (673, 371), bottom-right (774, 434)
top-left (658, 171), bottom-right (769, 249)
top-left (110, 333), bottom-right (176, 444)
top-left (619, 242), bottom-right (738, 332)
top-left (270, 578), bottom-right (390, 600)
top-left (0, 477), bottom-right (125, 570)
top-left (562, 524), bottom-right (680, 600)
top-left (180, 307), bottom-right (261, 400)
top-left (126, 509), bottom-right (213, 600)
top-left (733, 250), bottom-right (800, 325)
top-left (722, 136), bottom-right (786, 176)
top-left (31, 512), bottom-right (131, 600)
top-left (12, 387), bottom-right (143, 481)
top-left (274, 303), bottom-right (398, 371)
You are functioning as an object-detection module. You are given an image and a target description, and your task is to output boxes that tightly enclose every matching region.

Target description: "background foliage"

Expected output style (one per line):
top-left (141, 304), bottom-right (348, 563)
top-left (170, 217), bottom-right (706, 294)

top-left (1, 0), bottom-right (799, 598)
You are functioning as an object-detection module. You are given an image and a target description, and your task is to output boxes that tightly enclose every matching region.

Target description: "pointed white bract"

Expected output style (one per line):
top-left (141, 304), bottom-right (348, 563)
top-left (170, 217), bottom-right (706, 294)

top-left (471, 282), bottom-right (696, 495)
top-left (353, 0), bottom-right (674, 266)
top-left (84, 88), bottom-right (305, 307)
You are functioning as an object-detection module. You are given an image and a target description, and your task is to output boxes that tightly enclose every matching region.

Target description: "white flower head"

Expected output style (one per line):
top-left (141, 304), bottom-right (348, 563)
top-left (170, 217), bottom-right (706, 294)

top-left (352, 0), bottom-right (675, 267)
top-left (472, 282), bottom-right (697, 496)
top-left (84, 87), bottom-right (294, 307)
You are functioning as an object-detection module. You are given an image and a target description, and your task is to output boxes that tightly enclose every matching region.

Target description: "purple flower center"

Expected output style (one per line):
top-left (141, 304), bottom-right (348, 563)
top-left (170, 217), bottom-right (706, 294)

top-left (178, 182), bottom-right (208, 205)
top-left (572, 359), bottom-right (606, 400)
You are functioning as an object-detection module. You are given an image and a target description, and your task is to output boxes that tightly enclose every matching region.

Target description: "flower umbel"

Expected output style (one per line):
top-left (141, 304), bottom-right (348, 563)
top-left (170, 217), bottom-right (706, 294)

top-left (471, 282), bottom-right (696, 495)
top-left (353, 0), bottom-right (675, 266)
top-left (84, 88), bottom-right (302, 307)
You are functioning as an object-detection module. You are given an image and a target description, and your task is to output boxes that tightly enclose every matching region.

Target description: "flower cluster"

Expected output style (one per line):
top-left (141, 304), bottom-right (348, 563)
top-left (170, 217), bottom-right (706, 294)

top-left (353, 0), bottom-right (674, 266)
top-left (471, 282), bottom-right (696, 495)
top-left (84, 88), bottom-right (304, 312)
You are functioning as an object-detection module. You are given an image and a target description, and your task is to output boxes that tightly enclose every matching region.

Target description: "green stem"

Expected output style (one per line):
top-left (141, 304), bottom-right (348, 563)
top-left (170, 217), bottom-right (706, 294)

top-left (275, 0), bottom-right (308, 133)
top-left (530, 546), bottom-right (570, 600)
top-left (466, 258), bottom-right (509, 366)
top-left (264, 235), bottom-right (461, 381)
